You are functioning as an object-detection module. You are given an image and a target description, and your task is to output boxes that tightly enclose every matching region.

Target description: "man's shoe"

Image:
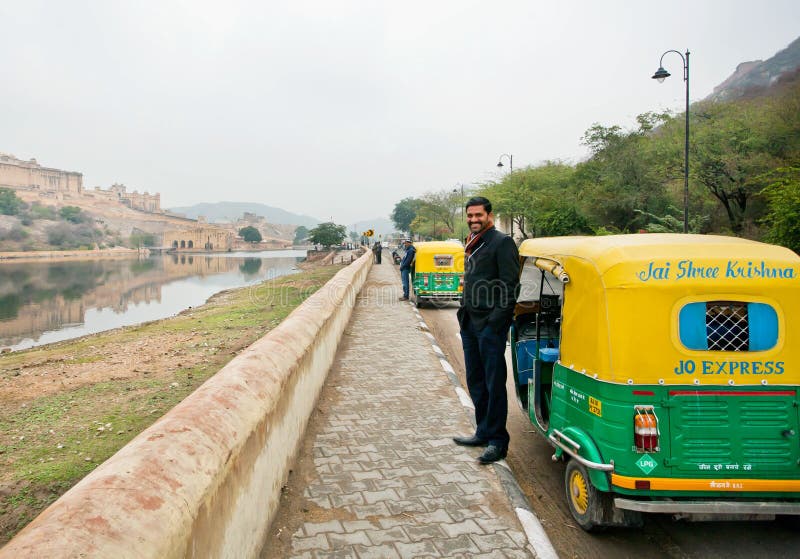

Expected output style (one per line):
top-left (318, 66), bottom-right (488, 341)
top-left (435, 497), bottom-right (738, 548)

top-left (398, 296), bottom-right (409, 301)
top-left (452, 435), bottom-right (488, 447)
top-left (477, 445), bottom-right (507, 464)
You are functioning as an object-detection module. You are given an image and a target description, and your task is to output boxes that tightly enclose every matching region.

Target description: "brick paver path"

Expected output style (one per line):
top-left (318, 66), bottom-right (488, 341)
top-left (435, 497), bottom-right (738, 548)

top-left (262, 261), bottom-right (533, 558)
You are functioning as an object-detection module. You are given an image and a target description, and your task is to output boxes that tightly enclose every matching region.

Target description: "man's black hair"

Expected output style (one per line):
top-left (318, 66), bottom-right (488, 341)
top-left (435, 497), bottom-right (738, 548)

top-left (465, 196), bottom-right (492, 214)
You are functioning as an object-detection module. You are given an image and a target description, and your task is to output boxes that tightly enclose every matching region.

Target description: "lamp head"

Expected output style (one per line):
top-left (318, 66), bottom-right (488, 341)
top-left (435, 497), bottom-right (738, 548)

top-left (496, 161), bottom-right (504, 168)
top-left (652, 67), bottom-right (670, 83)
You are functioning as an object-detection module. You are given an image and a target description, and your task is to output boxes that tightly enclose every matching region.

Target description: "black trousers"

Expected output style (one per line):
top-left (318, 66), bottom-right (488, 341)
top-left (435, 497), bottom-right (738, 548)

top-left (460, 317), bottom-right (509, 448)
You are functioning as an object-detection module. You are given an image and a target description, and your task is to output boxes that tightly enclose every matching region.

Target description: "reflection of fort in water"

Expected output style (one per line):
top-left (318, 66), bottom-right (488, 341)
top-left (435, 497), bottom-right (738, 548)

top-left (0, 255), bottom-right (286, 347)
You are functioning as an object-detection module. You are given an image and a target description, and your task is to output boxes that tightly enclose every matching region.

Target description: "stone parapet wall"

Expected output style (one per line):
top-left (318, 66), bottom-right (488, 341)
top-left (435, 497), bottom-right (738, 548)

top-left (0, 251), bottom-right (373, 558)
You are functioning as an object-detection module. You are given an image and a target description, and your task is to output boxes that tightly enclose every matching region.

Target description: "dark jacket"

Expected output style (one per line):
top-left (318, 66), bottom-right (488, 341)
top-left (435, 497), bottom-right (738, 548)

top-left (457, 227), bottom-right (520, 333)
top-left (399, 245), bottom-right (416, 270)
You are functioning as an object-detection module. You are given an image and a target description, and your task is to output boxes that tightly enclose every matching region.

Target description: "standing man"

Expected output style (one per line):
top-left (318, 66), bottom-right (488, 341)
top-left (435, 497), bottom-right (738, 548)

top-left (398, 238), bottom-right (416, 301)
top-left (372, 241), bottom-right (382, 264)
top-left (454, 197), bottom-right (520, 464)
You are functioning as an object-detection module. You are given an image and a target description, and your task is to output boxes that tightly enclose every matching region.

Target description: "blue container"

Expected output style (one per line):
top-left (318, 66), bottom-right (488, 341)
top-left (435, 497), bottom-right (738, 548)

top-left (540, 347), bottom-right (560, 363)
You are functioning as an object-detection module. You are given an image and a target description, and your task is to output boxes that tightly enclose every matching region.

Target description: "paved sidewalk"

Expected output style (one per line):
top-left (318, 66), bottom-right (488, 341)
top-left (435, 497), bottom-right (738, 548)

top-left (262, 261), bottom-right (536, 558)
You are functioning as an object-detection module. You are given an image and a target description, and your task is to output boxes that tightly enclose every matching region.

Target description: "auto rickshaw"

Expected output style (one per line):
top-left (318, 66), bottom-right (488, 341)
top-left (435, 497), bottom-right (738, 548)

top-left (510, 234), bottom-right (800, 530)
top-left (411, 241), bottom-right (464, 308)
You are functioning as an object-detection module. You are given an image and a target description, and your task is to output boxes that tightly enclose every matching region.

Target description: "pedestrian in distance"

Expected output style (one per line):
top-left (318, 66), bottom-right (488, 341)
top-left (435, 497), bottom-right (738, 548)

top-left (398, 238), bottom-right (415, 301)
top-left (453, 196), bottom-right (520, 464)
top-left (372, 241), bottom-right (382, 264)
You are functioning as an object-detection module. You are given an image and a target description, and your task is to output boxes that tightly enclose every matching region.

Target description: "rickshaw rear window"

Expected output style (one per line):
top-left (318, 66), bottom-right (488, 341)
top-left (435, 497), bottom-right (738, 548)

top-left (434, 254), bottom-right (453, 267)
top-left (679, 301), bottom-right (778, 351)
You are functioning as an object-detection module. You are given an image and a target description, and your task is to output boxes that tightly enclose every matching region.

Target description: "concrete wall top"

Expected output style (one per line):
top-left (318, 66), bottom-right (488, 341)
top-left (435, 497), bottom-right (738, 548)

top-left (0, 251), bottom-right (373, 558)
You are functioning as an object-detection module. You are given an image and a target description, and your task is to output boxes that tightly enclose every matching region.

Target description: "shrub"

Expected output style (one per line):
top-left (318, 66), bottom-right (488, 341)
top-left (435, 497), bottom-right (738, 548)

top-left (30, 203), bottom-right (58, 220)
top-left (46, 223), bottom-right (98, 249)
top-left (0, 226), bottom-right (28, 242)
top-left (0, 188), bottom-right (24, 215)
top-left (59, 206), bottom-right (87, 224)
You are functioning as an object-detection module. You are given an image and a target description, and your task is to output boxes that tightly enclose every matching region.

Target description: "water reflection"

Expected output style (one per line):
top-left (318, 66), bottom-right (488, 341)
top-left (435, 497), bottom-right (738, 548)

top-left (0, 250), bottom-right (306, 351)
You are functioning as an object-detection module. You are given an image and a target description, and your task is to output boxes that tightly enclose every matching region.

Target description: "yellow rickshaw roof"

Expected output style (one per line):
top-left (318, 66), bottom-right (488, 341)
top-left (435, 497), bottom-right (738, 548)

top-left (518, 234), bottom-right (800, 386)
top-left (413, 241), bottom-right (464, 255)
top-left (519, 234), bottom-right (799, 278)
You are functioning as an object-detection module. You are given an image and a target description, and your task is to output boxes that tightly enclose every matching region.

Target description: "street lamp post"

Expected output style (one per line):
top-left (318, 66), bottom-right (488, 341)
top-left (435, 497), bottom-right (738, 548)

top-left (652, 49), bottom-right (690, 233)
top-left (496, 153), bottom-right (513, 173)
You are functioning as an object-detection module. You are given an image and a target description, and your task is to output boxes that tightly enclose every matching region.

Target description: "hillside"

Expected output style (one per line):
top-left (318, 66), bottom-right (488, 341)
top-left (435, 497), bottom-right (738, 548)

top-left (168, 201), bottom-right (321, 227)
top-left (707, 35), bottom-right (800, 102)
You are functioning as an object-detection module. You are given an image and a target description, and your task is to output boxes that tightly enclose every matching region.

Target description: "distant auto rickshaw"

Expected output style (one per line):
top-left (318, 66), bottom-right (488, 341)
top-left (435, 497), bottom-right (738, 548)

top-left (411, 241), bottom-right (464, 308)
top-left (511, 234), bottom-right (800, 530)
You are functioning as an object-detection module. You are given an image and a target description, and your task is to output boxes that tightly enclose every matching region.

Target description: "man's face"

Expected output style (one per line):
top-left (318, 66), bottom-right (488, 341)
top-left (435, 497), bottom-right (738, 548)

top-left (466, 205), bottom-right (492, 234)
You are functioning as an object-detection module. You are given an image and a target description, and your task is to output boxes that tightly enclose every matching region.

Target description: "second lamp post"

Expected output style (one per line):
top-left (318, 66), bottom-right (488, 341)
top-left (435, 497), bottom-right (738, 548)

top-left (497, 153), bottom-right (513, 173)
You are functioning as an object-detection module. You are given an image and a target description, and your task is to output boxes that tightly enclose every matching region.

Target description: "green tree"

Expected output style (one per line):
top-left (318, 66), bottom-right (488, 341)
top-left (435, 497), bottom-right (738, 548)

top-left (308, 222), bottom-right (347, 248)
top-left (761, 166), bottom-right (800, 253)
top-left (0, 188), bottom-right (24, 215)
top-left (481, 161), bottom-right (582, 238)
top-left (59, 206), bottom-right (87, 224)
top-left (129, 230), bottom-right (157, 247)
top-left (293, 225), bottom-right (309, 243)
top-left (576, 117), bottom-right (672, 232)
top-left (239, 226), bottom-right (263, 243)
top-left (391, 198), bottom-right (422, 233)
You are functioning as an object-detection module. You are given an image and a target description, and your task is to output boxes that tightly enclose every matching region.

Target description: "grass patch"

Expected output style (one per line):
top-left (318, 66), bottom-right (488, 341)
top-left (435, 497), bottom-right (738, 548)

top-left (0, 262), bottom-right (345, 544)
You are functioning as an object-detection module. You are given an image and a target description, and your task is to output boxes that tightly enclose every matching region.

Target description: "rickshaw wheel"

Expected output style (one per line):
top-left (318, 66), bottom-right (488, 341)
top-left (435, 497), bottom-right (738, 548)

top-left (414, 296), bottom-right (425, 308)
top-left (565, 460), bottom-right (608, 532)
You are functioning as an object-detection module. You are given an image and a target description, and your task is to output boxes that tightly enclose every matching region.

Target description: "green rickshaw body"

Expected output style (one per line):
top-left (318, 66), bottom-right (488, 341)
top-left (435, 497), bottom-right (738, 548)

top-left (512, 234), bottom-right (800, 528)
top-left (411, 241), bottom-right (464, 305)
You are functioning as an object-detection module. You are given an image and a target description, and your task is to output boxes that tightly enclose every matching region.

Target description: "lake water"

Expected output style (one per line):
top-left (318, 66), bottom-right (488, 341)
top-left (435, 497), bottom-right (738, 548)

top-left (0, 250), bottom-right (307, 351)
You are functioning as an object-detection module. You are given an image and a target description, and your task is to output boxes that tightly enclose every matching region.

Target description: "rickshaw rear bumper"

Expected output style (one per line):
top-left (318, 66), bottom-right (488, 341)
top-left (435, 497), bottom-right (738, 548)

top-left (614, 498), bottom-right (800, 515)
top-left (416, 292), bottom-right (462, 299)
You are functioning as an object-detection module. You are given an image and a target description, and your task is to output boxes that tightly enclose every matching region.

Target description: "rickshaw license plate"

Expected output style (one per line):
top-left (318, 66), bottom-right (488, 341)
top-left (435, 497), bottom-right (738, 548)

top-left (589, 397), bottom-right (602, 417)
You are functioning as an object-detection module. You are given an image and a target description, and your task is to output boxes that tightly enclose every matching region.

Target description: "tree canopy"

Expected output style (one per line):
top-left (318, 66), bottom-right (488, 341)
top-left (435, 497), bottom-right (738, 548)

top-left (0, 188), bottom-right (24, 215)
top-left (309, 222), bottom-right (347, 247)
top-left (388, 76), bottom-right (800, 252)
top-left (239, 226), bottom-right (263, 243)
top-left (293, 225), bottom-right (309, 243)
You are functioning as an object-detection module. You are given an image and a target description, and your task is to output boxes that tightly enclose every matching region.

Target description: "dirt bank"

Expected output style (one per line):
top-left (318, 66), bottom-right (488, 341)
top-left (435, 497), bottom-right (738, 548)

top-left (0, 261), bottom-right (345, 545)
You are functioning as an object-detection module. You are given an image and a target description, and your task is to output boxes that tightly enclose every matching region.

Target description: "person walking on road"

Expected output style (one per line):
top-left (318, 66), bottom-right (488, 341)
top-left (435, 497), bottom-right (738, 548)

top-left (372, 241), bottom-right (382, 264)
top-left (398, 239), bottom-right (415, 301)
top-left (453, 197), bottom-right (520, 464)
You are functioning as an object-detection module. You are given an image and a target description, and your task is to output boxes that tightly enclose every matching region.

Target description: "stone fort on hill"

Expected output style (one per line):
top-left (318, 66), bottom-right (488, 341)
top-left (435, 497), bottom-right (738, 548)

top-left (0, 152), bottom-right (161, 213)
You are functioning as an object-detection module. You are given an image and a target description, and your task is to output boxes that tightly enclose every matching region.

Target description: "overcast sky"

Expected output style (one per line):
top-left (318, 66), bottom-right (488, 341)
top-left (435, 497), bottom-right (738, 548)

top-left (1, 1), bottom-right (798, 225)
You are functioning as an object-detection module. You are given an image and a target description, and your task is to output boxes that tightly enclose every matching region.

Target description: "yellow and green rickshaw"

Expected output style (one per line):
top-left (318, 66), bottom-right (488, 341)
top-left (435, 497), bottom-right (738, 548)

top-left (511, 234), bottom-right (800, 530)
top-left (411, 241), bottom-right (464, 308)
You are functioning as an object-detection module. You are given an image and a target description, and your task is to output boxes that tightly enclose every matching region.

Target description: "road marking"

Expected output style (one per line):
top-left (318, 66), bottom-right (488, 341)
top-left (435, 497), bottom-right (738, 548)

top-left (417, 304), bottom-right (558, 559)
top-left (455, 386), bottom-right (474, 409)
top-left (515, 507), bottom-right (559, 559)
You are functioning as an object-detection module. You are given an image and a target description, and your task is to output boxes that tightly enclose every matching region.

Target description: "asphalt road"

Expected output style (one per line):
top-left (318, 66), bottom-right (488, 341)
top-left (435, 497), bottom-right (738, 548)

top-left (419, 303), bottom-right (800, 559)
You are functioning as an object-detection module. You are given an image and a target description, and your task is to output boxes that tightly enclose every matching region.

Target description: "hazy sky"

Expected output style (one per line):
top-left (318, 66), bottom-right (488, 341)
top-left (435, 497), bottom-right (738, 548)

top-left (1, 1), bottom-right (798, 225)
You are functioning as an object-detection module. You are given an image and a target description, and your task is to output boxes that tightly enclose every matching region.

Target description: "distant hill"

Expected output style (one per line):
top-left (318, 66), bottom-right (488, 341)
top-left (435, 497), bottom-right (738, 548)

top-left (706, 36), bottom-right (800, 102)
top-left (167, 201), bottom-right (321, 227)
top-left (348, 217), bottom-right (398, 239)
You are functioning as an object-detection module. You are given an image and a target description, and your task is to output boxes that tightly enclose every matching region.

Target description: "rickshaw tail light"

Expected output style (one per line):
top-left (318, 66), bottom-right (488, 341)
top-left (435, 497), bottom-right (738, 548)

top-left (423, 276), bottom-right (429, 286)
top-left (635, 480), bottom-right (651, 490)
top-left (634, 407), bottom-right (660, 452)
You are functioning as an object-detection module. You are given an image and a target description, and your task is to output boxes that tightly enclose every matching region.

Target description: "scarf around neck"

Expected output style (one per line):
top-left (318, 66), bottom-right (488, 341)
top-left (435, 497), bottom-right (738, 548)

top-left (465, 226), bottom-right (493, 256)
